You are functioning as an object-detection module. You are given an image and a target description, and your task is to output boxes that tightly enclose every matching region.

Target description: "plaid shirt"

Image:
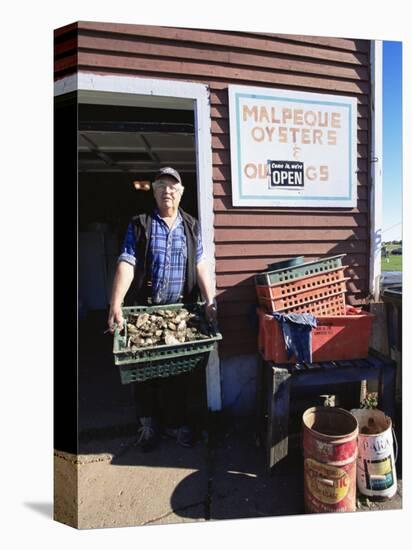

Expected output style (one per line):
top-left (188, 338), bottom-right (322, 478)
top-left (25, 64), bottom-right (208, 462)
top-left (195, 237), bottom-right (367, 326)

top-left (118, 210), bottom-right (204, 304)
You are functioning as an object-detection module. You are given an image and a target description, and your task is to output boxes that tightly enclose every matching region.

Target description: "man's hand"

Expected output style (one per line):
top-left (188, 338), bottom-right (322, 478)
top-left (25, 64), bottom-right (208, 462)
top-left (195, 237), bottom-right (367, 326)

top-left (205, 301), bottom-right (218, 333)
top-left (107, 261), bottom-right (135, 334)
top-left (108, 304), bottom-right (125, 334)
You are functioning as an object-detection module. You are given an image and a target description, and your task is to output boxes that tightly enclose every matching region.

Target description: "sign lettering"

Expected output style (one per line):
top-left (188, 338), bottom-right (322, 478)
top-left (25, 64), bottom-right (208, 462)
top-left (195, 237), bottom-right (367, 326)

top-left (229, 85), bottom-right (357, 207)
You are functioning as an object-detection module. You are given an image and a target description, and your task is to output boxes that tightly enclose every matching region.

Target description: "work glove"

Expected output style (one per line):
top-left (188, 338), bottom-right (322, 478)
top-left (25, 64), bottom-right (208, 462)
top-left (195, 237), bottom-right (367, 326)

top-left (205, 301), bottom-right (218, 335)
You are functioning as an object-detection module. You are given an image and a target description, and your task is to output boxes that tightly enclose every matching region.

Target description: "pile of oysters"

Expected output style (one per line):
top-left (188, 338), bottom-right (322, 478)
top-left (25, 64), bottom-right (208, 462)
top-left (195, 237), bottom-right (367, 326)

top-left (125, 307), bottom-right (211, 350)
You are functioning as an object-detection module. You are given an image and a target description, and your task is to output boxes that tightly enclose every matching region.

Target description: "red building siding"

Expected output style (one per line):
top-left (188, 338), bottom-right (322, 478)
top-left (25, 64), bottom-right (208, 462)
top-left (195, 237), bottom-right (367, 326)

top-left (55, 22), bottom-right (371, 357)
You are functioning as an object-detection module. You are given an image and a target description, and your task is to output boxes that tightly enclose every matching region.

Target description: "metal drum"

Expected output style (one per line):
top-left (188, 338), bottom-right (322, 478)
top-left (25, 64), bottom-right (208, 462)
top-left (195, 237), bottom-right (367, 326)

top-left (303, 407), bottom-right (359, 513)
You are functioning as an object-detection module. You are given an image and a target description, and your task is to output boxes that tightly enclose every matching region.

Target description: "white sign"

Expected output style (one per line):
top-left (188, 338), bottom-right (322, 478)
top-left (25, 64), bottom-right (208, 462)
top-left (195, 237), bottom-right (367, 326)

top-left (228, 85), bottom-right (358, 207)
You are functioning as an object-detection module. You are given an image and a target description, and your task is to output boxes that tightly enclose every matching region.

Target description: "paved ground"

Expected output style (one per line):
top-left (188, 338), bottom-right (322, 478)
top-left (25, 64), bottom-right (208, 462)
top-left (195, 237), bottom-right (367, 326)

top-left (54, 415), bottom-right (402, 530)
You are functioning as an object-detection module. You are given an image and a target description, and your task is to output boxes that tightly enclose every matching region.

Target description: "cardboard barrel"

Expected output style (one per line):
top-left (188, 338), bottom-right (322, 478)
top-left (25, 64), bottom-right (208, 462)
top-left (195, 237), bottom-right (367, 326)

top-left (303, 407), bottom-right (359, 513)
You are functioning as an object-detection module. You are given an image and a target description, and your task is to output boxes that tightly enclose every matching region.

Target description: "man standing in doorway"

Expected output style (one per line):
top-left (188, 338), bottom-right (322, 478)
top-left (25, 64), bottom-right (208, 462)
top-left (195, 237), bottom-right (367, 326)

top-left (108, 167), bottom-right (217, 451)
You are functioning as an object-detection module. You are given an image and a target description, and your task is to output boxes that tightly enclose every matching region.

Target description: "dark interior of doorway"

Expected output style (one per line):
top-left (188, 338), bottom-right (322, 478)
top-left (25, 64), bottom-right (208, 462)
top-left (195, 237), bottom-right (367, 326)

top-left (75, 100), bottom-right (208, 436)
top-left (78, 102), bottom-right (198, 314)
top-left (78, 103), bottom-right (198, 241)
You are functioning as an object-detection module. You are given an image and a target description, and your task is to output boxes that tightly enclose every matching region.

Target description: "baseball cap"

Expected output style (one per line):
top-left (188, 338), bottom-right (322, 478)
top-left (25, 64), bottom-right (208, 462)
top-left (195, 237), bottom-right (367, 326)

top-left (153, 167), bottom-right (182, 184)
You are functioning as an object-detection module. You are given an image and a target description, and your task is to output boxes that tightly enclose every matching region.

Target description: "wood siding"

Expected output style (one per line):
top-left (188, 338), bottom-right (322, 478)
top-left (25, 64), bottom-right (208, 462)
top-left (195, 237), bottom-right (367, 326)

top-left (55, 22), bottom-right (371, 357)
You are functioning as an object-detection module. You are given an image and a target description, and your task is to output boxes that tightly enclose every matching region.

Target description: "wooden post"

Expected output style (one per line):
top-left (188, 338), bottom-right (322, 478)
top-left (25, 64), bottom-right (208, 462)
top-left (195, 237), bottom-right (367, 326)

top-left (369, 301), bottom-right (390, 356)
top-left (255, 354), bottom-right (265, 447)
top-left (266, 365), bottom-right (292, 470)
top-left (377, 358), bottom-right (397, 422)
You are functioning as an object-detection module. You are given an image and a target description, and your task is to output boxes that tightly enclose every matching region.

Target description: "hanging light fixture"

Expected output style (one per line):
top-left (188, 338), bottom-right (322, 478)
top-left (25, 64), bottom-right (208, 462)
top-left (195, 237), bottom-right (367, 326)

top-left (133, 180), bottom-right (151, 191)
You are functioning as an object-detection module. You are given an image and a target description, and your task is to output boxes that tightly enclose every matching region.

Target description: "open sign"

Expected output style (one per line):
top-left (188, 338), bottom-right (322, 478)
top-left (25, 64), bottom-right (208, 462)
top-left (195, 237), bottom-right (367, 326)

top-left (269, 160), bottom-right (304, 189)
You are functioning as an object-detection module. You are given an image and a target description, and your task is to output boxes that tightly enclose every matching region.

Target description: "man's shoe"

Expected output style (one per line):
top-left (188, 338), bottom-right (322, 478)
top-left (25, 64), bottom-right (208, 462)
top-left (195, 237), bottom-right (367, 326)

top-left (164, 425), bottom-right (194, 448)
top-left (136, 417), bottom-right (158, 452)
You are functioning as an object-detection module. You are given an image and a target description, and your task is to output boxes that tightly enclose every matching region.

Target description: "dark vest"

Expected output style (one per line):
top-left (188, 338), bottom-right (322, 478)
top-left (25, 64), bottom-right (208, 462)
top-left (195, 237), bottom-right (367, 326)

top-left (124, 208), bottom-right (201, 306)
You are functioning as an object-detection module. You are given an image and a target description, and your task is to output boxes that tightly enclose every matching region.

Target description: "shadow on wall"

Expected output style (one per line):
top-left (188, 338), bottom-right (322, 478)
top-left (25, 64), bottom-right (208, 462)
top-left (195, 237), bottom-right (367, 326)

top-left (217, 236), bottom-right (372, 354)
top-left (215, 236), bottom-right (372, 416)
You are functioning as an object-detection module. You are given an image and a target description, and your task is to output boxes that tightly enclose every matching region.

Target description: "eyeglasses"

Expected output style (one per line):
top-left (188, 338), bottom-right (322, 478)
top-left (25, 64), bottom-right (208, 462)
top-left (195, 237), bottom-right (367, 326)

top-left (153, 181), bottom-right (182, 193)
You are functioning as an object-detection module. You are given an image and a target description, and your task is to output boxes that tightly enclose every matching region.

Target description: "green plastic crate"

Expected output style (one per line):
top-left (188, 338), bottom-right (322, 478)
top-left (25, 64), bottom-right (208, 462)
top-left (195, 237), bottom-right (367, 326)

top-left (113, 302), bottom-right (222, 383)
top-left (255, 254), bottom-right (346, 286)
top-left (267, 256), bottom-right (305, 271)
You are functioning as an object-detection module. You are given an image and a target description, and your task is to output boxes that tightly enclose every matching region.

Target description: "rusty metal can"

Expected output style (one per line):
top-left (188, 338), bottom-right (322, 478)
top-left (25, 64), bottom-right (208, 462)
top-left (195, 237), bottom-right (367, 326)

top-left (303, 407), bottom-right (359, 513)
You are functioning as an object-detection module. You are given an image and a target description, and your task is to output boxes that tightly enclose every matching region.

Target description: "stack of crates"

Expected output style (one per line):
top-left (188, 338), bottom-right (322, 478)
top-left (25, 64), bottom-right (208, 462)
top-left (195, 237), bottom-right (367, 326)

top-left (255, 255), bottom-right (374, 362)
top-left (255, 254), bottom-right (349, 316)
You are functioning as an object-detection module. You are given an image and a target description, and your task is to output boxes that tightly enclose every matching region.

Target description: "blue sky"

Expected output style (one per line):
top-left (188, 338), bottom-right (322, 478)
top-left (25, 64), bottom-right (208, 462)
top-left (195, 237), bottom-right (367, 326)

top-left (382, 41), bottom-right (403, 242)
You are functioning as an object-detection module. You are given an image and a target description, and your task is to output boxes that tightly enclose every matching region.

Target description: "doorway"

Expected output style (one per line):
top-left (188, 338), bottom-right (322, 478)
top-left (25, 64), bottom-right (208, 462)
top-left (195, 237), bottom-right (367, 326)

top-left (77, 100), bottom-right (198, 310)
top-left (55, 73), bottom-right (221, 411)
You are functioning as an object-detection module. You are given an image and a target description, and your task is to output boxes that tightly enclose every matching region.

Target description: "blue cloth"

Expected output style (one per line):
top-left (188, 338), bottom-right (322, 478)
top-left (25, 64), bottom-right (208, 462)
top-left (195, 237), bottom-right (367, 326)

top-left (118, 209), bottom-right (204, 304)
top-left (272, 312), bottom-right (317, 364)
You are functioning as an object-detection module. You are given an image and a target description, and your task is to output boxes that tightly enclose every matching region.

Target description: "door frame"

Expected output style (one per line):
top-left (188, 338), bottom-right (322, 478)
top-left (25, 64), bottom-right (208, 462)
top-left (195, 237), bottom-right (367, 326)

top-left (55, 72), bottom-right (222, 411)
top-left (369, 41), bottom-right (383, 300)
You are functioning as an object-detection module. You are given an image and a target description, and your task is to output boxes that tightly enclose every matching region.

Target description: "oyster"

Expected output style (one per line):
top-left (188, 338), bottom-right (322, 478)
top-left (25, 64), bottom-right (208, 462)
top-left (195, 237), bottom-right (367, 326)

top-left (165, 332), bottom-right (180, 346)
top-left (130, 334), bottom-right (144, 346)
top-left (124, 306), bottom-right (214, 350)
top-left (127, 324), bottom-right (138, 334)
top-left (177, 320), bottom-right (186, 331)
top-left (136, 313), bottom-right (150, 328)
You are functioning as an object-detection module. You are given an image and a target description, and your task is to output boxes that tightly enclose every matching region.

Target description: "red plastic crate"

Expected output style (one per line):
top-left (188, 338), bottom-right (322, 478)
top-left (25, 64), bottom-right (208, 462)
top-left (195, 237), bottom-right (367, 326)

top-left (256, 266), bottom-right (348, 300)
top-left (257, 306), bottom-right (374, 363)
top-left (257, 281), bottom-right (349, 314)
top-left (257, 291), bottom-right (347, 316)
top-left (256, 266), bottom-right (349, 315)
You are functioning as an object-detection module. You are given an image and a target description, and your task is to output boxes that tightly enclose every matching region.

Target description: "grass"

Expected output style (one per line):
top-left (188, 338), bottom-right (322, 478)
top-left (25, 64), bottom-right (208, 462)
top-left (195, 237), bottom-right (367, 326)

top-left (381, 255), bottom-right (402, 272)
top-left (381, 244), bottom-right (402, 272)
